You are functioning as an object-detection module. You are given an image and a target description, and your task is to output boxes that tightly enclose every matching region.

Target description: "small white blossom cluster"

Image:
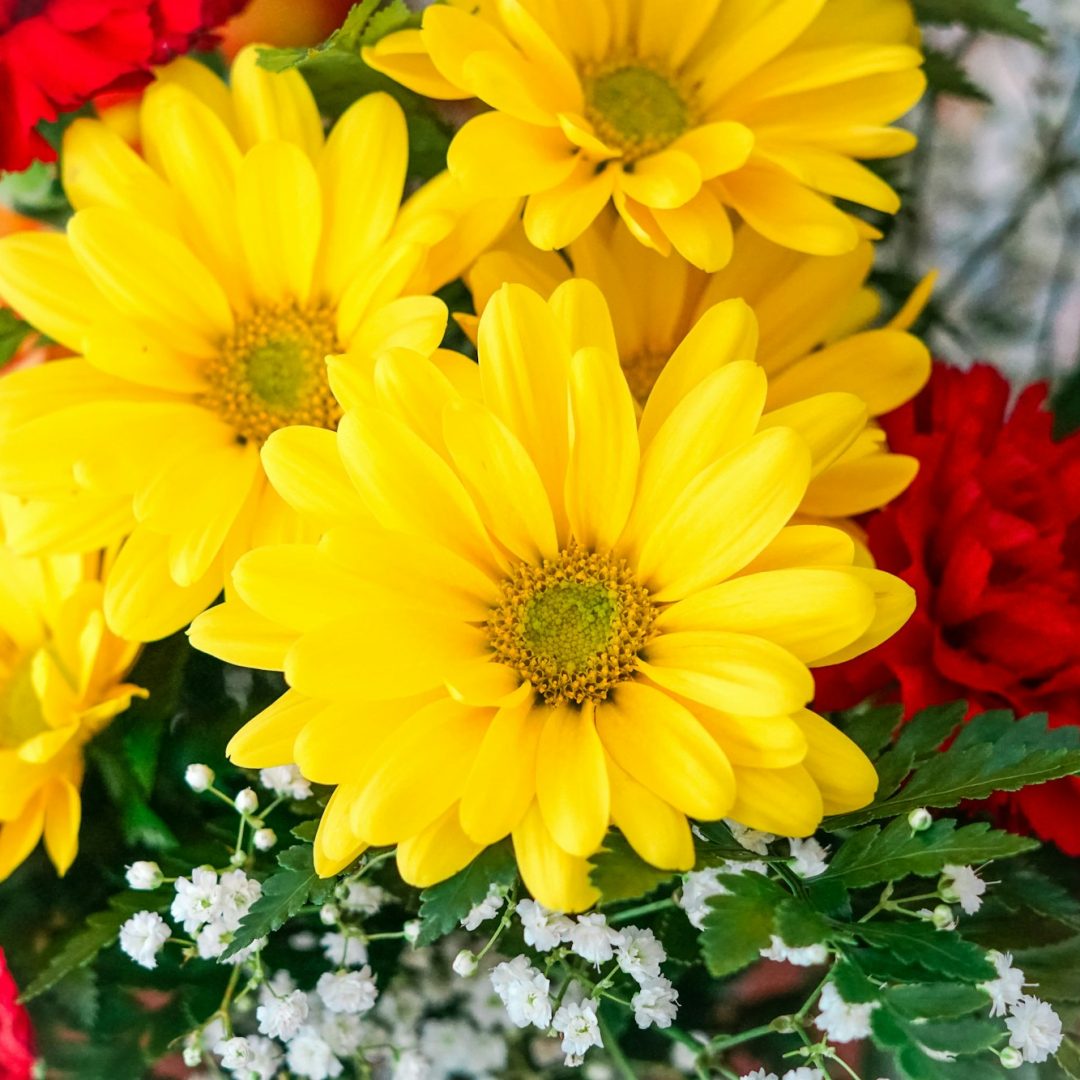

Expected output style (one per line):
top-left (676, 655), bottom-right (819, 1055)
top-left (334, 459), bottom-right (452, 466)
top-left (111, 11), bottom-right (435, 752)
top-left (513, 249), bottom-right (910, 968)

top-left (678, 859), bottom-right (769, 930)
top-left (741, 1070), bottom-right (826, 1080)
top-left (979, 951), bottom-right (1062, 1065)
top-left (814, 982), bottom-right (878, 1044)
top-left (172, 866), bottom-right (264, 962)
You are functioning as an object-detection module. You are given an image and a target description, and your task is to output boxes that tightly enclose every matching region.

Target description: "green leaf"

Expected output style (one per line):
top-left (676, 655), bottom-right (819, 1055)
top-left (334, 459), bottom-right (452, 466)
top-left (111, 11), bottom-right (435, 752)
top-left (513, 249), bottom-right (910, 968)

top-left (774, 898), bottom-right (833, 949)
top-left (416, 842), bottom-right (517, 946)
top-left (831, 957), bottom-right (879, 1004)
top-left (590, 832), bottom-right (677, 904)
top-left (909, 1015), bottom-right (1004, 1054)
top-left (913, 0), bottom-right (1045, 45)
top-left (0, 309), bottom-right (33, 366)
top-left (886, 983), bottom-right (990, 1019)
top-left (832, 702), bottom-right (902, 760)
top-left (922, 49), bottom-right (992, 103)
top-left (872, 701), bottom-right (967, 801)
top-left (1057, 1036), bottom-right (1080, 1079)
top-left (986, 861), bottom-right (1080, 931)
top-left (828, 710), bottom-right (1080, 828)
top-left (700, 872), bottom-right (788, 978)
top-left (361, 0), bottom-right (418, 44)
top-left (291, 819), bottom-right (319, 843)
top-left (1012, 933), bottom-right (1080, 1001)
top-left (855, 922), bottom-right (995, 982)
top-left (222, 844), bottom-right (334, 959)
top-left (823, 817), bottom-right (1037, 889)
top-left (19, 891), bottom-right (171, 1002)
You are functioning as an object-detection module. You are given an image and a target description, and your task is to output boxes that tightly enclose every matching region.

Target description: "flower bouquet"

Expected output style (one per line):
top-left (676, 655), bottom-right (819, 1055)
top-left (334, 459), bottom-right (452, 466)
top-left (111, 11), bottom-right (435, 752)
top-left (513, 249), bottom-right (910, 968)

top-left (1, 1), bottom-right (1079, 1078)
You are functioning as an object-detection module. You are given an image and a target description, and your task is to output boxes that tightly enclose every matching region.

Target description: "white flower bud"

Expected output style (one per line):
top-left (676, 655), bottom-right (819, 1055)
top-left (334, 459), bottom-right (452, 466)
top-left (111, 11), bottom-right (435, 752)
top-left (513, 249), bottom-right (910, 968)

top-left (1000, 1047), bottom-right (1024, 1069)
top-left (125, 860), bottom-right (163, 891)
top-left (908, 807), bottom-right (933, 831)
top-left (931, 904), bottom-right (957, 930)
top-left (320, 904), bottom-right (340, 926)
top-left (182, 1046), bottom-right (201, 1067)
top-left (403, 919), bottom-right (422, 945)
top-left (452, 949), bottom-right (479, 978)
top-left (234, 787), bottom-right (259, 815)
top-left (185, 763), bottom-right (214, 792)
top-left (253, 828), bottom-right (277, 851)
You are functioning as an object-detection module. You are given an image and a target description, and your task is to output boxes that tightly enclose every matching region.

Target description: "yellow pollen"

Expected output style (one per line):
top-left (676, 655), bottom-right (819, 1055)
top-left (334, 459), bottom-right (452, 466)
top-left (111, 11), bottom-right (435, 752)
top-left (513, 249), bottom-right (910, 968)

top-left (584, 60), bottom-right (693, 162)
top-left (487, 545), bottom-right (655, 706)
top-left (200, 300), bottom-right (341, 444)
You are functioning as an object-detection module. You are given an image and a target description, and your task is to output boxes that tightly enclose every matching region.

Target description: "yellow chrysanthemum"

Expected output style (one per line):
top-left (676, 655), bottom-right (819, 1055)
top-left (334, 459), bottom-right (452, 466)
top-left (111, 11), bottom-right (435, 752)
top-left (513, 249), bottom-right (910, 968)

top-left (364, 0), bottom-right (925, 269)
top-left (0, 502), bottom-right (144, 881)
top-left (464, 214), bottom-right (933, 539)
top-left (190, 281), bottom-right (914, 912)
top-left (0, 48), bottom-right (514, 643)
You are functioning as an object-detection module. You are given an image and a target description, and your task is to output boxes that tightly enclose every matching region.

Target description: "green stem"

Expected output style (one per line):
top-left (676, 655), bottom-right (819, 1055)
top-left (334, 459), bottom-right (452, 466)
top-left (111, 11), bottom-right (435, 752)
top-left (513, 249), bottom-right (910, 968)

top-left (598, 1013), bottom-right (637, 1080)
top-left (706, 1022), bottom-right (776, 1053)
top-left (609, 897), bottom-right (677, 924)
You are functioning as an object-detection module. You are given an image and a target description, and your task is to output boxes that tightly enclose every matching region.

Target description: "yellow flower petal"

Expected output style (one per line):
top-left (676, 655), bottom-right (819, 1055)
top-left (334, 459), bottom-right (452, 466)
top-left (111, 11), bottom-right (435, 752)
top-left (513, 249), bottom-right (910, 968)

top-left (793, 708), bottom-right (878, 814)
top-left (811, 567), bottom-right (915, 666)
top-left (606, 755), bottom-right (694, 870)
top-left (226, 688), bottom-right (323, 767)
top-left (548, 277), bottom-right (619, 357)
top-left (537, 702), bottom-right (610, 858)
top-left (641, 631), bottom-right (814, 717)
top-left (4, 493), bottom-right (133, 557)
top-left (352, 698), bottom-right (489, 844)
top-left (759, 392), bottom-right (867, 479)
top-left (461, 692), bottom-right (543, 844)
top-left (740, 524), bottom-right (856, 574)
top-left (729, 763), bottom-right (824, 837)
top-left (597, 682), bottom-right (735, 820)
top-left (513, 800), bottom-right (599, 913)
top-left (189, 599), bottom-right (299, 671)
top-left (43, 778), bottom-right (81, 877)
top-left (398, 803), bottom-right (485, 888)
top-left (801, 449), bottom-right (919, 518)
top-left (230, 44), bottom-right (323, 159)
top-left (314, 784), bottom-right (369, 876)
top-left (633, 427), bottom-right (810, 601)
top-left (362, 29), bottom-right (473, 99)
top-left (0, 791), bottom-right (46, 883)
top-left (693, 706), bottom-right (808, 768)
top-left (523, 156), bottom-right (616, 251)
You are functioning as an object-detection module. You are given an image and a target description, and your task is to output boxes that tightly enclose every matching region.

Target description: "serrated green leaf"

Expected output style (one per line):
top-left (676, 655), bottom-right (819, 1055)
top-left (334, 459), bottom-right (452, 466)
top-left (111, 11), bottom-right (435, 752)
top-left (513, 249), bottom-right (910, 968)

top-left (590, 832), bottom-right (677, 904)
top-left (856, 922), bottom-right (994, 982)
top-left (417, 842), bottom-right (517, 946)
top-left (362, 0), bottom-right (418, 44)
top-left (823, 817), bottom-right (1037, 889)
top-left (828, 710), bottom-right (1080, 828)
top-left (886, 983), bottom-right (990, 1019)
top-left (894, 702), bottom-right (968, 761)
top-left (913, 0), bottom-right (1045, 45)
top-left (291, 819), bottom-right (319, 843)
top-left (1012, 934), bottom-right (1080, 1001)
top-left (833, 702), bottom-right (902, 760)
top-left (831, 958), bottom-right (880, 1003)
top-left (774, 898), bottom-right (833, 948)
top-left (19, 891), bottom-right (171, 1002)
top-left (222, 844), bottom-right (332, 959)
top-left (700, 872), bottom-right (787, 978)
top-left (51, 966), bottom-right (100, 1029)
top-left (922, 49), bottom-right (992, 102)
top-left (986, 861), bottom-right (1080, 931)
top-left (909, 1015), bottom-right (1004, 1054)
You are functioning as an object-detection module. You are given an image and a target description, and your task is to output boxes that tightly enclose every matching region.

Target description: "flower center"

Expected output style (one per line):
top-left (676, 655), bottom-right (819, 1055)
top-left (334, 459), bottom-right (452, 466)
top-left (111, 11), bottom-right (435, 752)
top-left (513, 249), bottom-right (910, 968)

top-left (584, 63), bottom-right (691, 161)
top-left (487, 545), bottom-right (655, 705)
top-left (621, 349), bottom-right (668, 404)
top-left (201, 300), bottom-right (341, 444)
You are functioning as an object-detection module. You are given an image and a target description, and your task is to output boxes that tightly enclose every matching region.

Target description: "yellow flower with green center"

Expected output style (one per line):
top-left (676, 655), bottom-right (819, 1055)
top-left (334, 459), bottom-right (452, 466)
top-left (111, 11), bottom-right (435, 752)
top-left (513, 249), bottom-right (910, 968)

top-left (364, 0), bottom-right (926, 270)
top-left (0, 501), bottom-right (145, 881)
top-left (190, 280), bottom-right (914, 912)
top-left (0, 48), bottom-right (515, 643)
top-left (464, 213), bottom-right (934, 547)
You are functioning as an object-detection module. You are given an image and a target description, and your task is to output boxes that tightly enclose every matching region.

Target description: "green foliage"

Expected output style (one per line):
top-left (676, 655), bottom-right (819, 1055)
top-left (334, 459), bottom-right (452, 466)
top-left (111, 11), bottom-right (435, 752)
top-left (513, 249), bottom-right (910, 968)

top-left (416, 843), bottom-right (517, 946)
top-left (913, 0), bottom-right (1045, 45)
top-left (20, 890), bottom-right (172, 1002)
top-left (886, 983), bottom-right (990, 1019)
top-left (828, 707), bottom-right (1080, 828)
top-left (0, 309), bottom-right (33, 366)
top-left (833, 702), bottom-right (903, 760)
top-left (1057, 1036), bottom-right (1080, 1079)
top-left (823, 817), bottom-right (1037, 889)
top-left (699, 872), bottom-right (789, 977)
top-left (590, 831), bottom-right (678, 904)
top-left (855, 923), bottom-right (995, 983)
top-left (223, 844), bottom-right (335, 959)
top-left (922, 49), bottom-right (992, 103)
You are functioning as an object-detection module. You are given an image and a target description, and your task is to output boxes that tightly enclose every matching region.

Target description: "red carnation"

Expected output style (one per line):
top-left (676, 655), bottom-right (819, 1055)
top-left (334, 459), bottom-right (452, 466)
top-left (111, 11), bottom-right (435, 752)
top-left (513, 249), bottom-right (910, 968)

top-left (0, 0), bottom-right (248, 173)
top-left (815, 362), bottom-right (1080, 851)
top-left (0, 948), bottom-right (34, 1080)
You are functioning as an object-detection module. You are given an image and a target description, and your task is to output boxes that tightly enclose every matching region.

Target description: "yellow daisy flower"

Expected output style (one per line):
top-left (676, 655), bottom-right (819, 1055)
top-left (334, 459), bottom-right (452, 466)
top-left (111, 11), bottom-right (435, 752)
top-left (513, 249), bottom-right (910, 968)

top-left (0, 502), bottom-right (145, 881)
top-left (0, 48), bottom-right (513, 643)
top-left (464, 214), bottom-right (933, 536)
top-left (190, 281), bottom-right (914, 912)
top-left (364, 0), bottom-right (926, 269)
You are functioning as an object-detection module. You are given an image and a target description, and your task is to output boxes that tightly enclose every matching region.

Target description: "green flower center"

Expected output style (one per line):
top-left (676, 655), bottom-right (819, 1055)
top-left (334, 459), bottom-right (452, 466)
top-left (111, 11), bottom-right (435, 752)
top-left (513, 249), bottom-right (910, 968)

top-left (201, 300), bottom-right (342, 444)
top-left (488, 546), bottom-right (655, 706)
top-left (584, 63), bottom-right (691, 161)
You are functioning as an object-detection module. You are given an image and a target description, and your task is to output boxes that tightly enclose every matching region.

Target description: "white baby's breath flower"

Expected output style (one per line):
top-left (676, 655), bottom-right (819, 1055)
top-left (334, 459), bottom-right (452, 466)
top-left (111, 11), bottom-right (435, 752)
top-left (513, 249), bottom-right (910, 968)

top-left (490, 956), bottom-right (552, 1029)
top-left (222, 1035), bottom-right (281, 1079)
top-left (631, 976), bottom-right (679, 1029)
top-left (256, 988), bottom-right (309, 1041)
top-left (403, 919), bottom-right (422, 945)
top-left (171, 867), bottom-right (221, 933)
top-left (126, 860), bottom-right (164, 890)
top-left (814, 982), bottom-right (878, 1043)
top-left (940, 864), bottom-right (987, 915)
top-left (552, 999), bottom-right (603, 1065)
top-left (788, 838), bottom-right (829, 878)
top-left (338, 881), bottom-right (389, 916)
top-left (616, 926), bottom-right (666, 982)
top-left (185, 764), bottom-right (215, 792)
top-left (317, 968), bottom-right (378, 1014)
top-left (321, 931), bottom-right (368, 968)
top-left (1004, 995), bottom-right (1063, 1063)
top-left (452, 949), bottom-right (479, 977)
top-left (982, 950), bottom-right (1027, 1017)
top-left (760, 935), bottom-right (829, 967)
top-left (726, 821), bottom-right (774, 855)
top-left (781, 1070), bottom-right (826, 1080)
top-left (739, 1072), bottom-right (778, 1080)
top-left (119, 911), bottom-right (170, 969)
top-left (392, 1049), bottom-right (431, 1079)
top-left (516, 899), bottom-right (574, 952)
top-left (234, 787), bottom-right (259, 815)
top-left (286, 1028), bottom-right (343, 1079)
top-left (569, 912), bottom-right (625, 966)
top-left (259, 764), bottom-right (313, 800)
top-left (461, 883), bottom-right (504, 931)
top-left (253, 828), bottom-right (277, 852)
